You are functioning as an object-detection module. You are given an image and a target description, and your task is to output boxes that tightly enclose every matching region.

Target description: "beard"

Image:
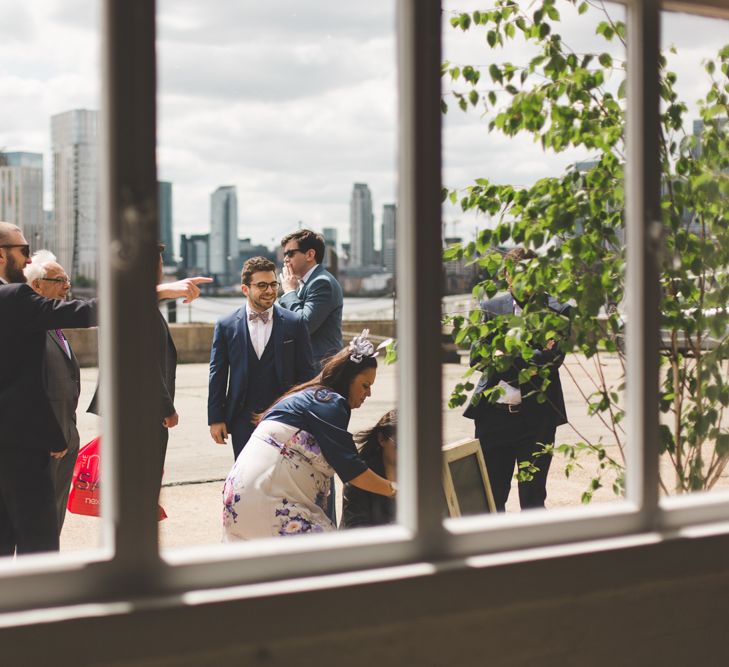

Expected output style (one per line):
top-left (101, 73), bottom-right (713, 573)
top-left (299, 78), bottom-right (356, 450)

top-left (6, 253), bottom-right (27, 284)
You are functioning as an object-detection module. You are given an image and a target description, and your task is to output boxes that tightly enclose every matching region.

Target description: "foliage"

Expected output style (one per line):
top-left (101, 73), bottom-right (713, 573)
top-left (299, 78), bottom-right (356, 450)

top-left (443, 0), bottom-right (729, 496)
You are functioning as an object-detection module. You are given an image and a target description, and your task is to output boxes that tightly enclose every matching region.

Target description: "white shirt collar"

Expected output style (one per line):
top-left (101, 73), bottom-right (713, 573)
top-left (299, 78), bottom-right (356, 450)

top-left (300, 264), bottom-right (319, 285)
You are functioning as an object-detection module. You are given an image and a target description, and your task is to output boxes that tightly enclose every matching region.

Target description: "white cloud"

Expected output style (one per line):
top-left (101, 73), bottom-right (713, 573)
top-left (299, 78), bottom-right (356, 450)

top-left (1, 0), bottom-right (726, 254)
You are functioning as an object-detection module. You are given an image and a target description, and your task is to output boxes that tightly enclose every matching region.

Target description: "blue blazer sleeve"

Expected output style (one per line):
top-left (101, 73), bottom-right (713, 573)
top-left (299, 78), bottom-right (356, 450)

top-left (207, 320), bottom-right (230, 424)
top-left (279, 276), bottom-right (334, 335)
top-left (306, 393), bottom-right (368, 483)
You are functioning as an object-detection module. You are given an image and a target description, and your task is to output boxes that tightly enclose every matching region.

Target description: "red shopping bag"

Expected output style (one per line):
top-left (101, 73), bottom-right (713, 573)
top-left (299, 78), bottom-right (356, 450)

top-left (67, 437), bottom-right (167, 520)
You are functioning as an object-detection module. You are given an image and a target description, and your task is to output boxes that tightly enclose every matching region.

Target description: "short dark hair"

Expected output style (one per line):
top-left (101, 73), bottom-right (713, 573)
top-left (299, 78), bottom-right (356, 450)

top-left (280, 229), bottom-right (325, 264)
top-left (241, 256), bottom-right (276, 285)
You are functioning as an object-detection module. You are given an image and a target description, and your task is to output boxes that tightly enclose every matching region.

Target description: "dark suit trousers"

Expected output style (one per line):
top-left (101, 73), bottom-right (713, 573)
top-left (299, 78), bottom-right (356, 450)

top-left (476, 407), bottom-right (555, 512)
top-left (0, 447), bottom-right (59, 555)
top-left (230, 414), bottom-right (257, 461)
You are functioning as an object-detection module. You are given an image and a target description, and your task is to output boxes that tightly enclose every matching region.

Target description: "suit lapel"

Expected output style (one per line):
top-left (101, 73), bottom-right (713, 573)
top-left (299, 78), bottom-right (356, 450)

top-left (49, 329), bottom-right (67, 356)
top-left (272, 304), bottom-right (285, 385)
top-left (233, 306), bottom-right (249, 380)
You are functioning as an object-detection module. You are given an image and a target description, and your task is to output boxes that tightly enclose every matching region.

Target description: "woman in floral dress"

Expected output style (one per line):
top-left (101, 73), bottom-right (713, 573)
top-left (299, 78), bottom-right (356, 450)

top-left (223, 331), bottom-right (397, 540)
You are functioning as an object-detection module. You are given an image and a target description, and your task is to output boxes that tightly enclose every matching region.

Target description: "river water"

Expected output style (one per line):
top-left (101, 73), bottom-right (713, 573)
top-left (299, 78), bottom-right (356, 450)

top-left (161, 294), bottom-right (473, 324)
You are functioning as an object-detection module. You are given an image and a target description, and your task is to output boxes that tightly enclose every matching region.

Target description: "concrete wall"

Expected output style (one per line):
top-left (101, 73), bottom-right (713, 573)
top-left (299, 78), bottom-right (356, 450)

top-left (2, 531), bottom-right (729, 666)
top-left (66, 321), bottom-right (400, 367)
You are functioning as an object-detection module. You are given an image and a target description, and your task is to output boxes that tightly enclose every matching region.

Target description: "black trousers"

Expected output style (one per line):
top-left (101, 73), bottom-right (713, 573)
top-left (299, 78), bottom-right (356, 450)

top-left (230, 413), bottom-right (257, 461)
top-left (476, 407), bottom-right (556, 512)
top-left (0, 447), bottom-right (59, 556)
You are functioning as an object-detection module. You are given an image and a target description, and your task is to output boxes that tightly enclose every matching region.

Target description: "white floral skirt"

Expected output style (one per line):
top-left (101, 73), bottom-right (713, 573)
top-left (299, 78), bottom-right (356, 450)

top-left (222, 420), bottom-right (335, 540)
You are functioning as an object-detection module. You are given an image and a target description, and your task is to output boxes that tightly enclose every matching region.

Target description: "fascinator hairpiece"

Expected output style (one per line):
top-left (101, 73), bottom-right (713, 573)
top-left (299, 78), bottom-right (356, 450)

top-left (349, 329), bottom-right (376, 363)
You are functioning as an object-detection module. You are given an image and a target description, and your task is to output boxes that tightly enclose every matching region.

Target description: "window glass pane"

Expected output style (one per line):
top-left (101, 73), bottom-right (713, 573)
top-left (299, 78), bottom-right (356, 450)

top-left (0, 0), bottom-right (104, 557)
top-left (155, 0), bottom-right (398, 549)
top-left (658, 11), bottom-right (729, 499)
top-left (441, 0), bottom-right (629, 517)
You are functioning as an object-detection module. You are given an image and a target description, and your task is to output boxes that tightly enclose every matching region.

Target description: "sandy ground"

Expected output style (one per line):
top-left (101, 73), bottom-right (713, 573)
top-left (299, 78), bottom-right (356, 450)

top-left (59, 354), bottom-right (728, 552)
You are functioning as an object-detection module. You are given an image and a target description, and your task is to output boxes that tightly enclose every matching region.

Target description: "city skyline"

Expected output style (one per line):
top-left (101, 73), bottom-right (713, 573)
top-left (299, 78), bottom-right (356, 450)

top-left (1, 2), bottom-right (726, 251)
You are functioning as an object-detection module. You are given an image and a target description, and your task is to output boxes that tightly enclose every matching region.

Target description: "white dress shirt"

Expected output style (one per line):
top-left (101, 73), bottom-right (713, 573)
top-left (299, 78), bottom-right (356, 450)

top-left (246, 304), bottom-right (274, 359)
top-left (495, 299), bottom-right (523, 406)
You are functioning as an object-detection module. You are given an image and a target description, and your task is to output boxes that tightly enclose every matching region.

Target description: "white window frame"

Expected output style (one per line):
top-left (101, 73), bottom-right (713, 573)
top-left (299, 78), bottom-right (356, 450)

top-left (0, 0), bottom-right (727, 615)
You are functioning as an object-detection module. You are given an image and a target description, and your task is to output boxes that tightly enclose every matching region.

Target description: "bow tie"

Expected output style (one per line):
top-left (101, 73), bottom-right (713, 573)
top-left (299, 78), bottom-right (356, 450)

top-left (248, 310), bottom-right (270, 324)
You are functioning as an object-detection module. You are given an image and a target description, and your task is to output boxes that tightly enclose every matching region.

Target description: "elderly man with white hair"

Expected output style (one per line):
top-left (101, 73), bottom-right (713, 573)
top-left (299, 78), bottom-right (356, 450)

top-left (24, 251), bottom-right (80, 535)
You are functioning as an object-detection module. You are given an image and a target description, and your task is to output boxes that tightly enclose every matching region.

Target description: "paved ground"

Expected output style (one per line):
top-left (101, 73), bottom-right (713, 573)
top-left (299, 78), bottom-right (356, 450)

top-left (60, 354), bottom-right (726, 551)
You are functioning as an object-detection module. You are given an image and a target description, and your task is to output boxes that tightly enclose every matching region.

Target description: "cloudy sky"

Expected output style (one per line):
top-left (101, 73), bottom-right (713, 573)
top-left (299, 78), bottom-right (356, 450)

top-left (1, 1), bottom-right (726, 254)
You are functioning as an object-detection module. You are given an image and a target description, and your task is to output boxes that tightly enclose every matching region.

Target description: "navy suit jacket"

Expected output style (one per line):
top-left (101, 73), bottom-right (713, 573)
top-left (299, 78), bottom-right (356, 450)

top-left (207, 303), bottom-right (315, 427)
top-left (463, 292), bottom-right (570, 428)
top-left (0, 283), bottom-right (97, 452)
top-left (278, 264), bottom-right (343, 368)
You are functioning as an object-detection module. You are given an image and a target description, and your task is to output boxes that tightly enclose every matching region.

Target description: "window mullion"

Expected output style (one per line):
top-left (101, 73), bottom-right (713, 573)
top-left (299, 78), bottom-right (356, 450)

top-left (625, 0), bottom-right (662, 522)
top-left (395, 0), bottom-right (446, 555)
top-left (101, 0), bottom-right (164, 576)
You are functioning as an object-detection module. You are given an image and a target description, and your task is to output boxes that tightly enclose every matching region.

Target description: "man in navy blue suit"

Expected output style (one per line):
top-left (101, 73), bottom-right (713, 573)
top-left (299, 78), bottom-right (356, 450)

top-left (278, 229), bottom-right (343, 371)
top-left (208, 256), bottom-right (316, 459)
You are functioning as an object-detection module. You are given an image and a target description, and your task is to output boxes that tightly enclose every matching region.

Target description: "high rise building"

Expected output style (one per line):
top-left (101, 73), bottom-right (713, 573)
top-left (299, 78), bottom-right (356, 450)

top-left (158, 181), bottom-right (174, 264)
top-left (322, 227), bottom-right (338, 250)
top-left (0, 152), bottom-right (44, 247)
top-left (381, 203), bottom-right (397, 274)
top-left (349, 183), bottom-right (374, 267)
top-left (51, 109), bottom-right (100, 282)
top-left (209, 185), bottom-right (239, 285)
top-left (180, 233), bottom-right (210, 274)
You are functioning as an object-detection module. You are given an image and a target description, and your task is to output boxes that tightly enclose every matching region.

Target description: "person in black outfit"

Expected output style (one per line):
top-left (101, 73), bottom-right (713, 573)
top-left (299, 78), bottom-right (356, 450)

top-left (463, 247), bottom-right (570, 512)
top-left (341, 409), bottom-right (397, 528)
top-left (0, 222), bottom-right (98, 555)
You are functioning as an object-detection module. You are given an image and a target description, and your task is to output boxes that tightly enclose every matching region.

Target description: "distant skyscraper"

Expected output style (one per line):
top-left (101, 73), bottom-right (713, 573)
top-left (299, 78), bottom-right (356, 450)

top-left (209, 185), bottom-right (239, 285)
top-left (0, 152), bottom-right (44, 247)
top-left (322, 227), bottom-right (338, 249)
top-left (381, 203), bottom-right (397, 274)
top-left (180, 233), bottom-right (210, 274)
top-left (158, 181), bottom-right (174, 264)
top-left (349, 183), bottom-right (374, 267)
top-left (51, 109), bottom-right (100, 282)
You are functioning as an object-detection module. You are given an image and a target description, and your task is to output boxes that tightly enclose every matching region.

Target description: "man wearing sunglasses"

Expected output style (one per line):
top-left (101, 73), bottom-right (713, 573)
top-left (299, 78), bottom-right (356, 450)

top-left (0, 222), bottom-right (211, 556)
top-left (24, 251), bottom-right (80, 537)
top-left (279, 229), bottom-right (343, 371)
top-left (0, 222), bottom-right (99, 555)
top-left (208, 256), bottom-right (315, 459)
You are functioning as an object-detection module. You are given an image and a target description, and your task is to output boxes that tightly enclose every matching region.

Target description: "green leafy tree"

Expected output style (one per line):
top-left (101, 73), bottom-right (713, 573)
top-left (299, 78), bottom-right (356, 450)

top-left (443, 0), bottom-right (729, 498)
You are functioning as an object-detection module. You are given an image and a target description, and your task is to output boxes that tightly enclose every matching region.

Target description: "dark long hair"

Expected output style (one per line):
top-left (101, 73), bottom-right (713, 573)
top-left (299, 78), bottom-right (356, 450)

top-left (354, 409), bottom-right (397, 464)
top-left (252, 346), bottom-right (378, 424)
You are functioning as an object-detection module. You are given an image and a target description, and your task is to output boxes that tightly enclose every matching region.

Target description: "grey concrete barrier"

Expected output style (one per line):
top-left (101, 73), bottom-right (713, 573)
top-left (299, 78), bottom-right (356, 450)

top-left (65, 320), bottom-right (401, 367)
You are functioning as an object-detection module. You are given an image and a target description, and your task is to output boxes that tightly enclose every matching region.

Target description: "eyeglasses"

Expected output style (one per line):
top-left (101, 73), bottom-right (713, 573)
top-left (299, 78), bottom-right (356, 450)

top-left (0, 244), bottom-right (30, 258)
top-left (248, 281), bottom-right (279, 291)
top-left (283, 248), bottom-right (304, 259)
top-left (41, 276), bottom-right (71, 285)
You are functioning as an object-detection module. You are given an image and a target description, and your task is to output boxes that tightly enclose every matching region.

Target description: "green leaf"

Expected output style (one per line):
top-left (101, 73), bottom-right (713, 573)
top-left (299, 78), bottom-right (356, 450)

top-left (578, 2), bottom-right (588, 14)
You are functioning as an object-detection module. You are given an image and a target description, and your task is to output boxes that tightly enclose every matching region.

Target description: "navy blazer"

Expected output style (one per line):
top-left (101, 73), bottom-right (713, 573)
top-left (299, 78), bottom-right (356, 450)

top-left (207, 303), bottom-right (315, 427)
top-left (278, 264), bottom-right (343, 368)
top-left (0, 283), bottom-right (97, 452)
top-left (463, 292), bottom-right (570, 427)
